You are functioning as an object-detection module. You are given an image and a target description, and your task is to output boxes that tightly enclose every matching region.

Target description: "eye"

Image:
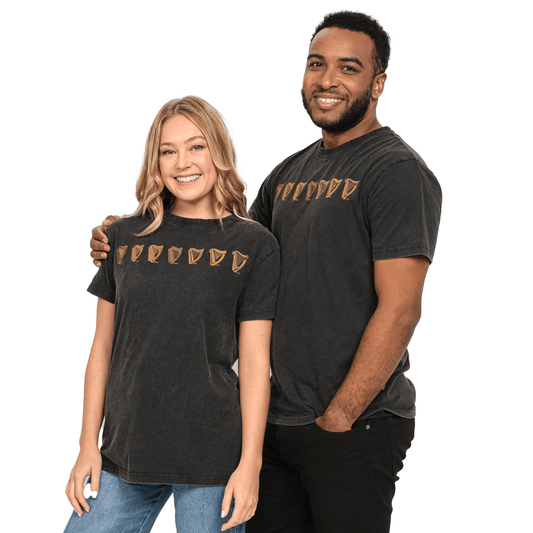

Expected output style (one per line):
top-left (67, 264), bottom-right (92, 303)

top-left (161, 149), bottom-right (175, 155)
top-left (191, 145), bottom-right (204, 151)
top-left (309, 61), bottom-right (323, 69)
top-left (341, 65), bottom-right (358, 73)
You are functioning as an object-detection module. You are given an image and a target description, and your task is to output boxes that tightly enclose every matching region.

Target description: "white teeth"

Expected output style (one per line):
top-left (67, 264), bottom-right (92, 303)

top-left (175, 174), bottom-right (200, 183)
top-left (318, 98), bottom-right (341, 103)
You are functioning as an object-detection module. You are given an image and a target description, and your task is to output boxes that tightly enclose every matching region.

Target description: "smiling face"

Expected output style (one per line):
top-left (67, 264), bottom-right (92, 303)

top-left (301, 27), bottom-right (386, 146)
top-left (159, 114), bottom-right (219, 218)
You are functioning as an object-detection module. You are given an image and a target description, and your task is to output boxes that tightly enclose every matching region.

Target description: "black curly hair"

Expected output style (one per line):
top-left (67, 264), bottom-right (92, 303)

top-left (311, 11), bottom-right (391, 76)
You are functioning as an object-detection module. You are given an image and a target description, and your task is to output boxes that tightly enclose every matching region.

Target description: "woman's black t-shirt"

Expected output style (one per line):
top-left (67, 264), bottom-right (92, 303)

top-left (87, 211), bottom-right (280, 485)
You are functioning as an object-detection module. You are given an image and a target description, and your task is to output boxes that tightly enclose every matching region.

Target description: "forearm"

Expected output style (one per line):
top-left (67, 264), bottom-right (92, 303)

top-left (326, 304), bottom-right (420, 424)
top-left (237, 320), bottom-right (272, 468)
top-left (79, 298), bottom-right (114, 449)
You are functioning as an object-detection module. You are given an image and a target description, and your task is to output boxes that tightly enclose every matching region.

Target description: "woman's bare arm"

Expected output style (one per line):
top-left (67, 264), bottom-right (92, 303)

top-left (221, 319), bottom-right (272, 530)
top-left (65, 298), bottom-right (114, 517)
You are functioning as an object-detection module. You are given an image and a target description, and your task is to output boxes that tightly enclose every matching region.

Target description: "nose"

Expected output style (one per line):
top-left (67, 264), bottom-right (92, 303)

top-left (175, 150), bottom-right (191, 171)
top-left (317, 65), bottom-right (338, 91)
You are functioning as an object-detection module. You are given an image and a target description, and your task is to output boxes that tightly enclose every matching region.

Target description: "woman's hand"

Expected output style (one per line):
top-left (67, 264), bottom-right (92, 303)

top-left (221, 461), bottom-right (261, 531)
top-left (65, 446), bottom-right (102, 517)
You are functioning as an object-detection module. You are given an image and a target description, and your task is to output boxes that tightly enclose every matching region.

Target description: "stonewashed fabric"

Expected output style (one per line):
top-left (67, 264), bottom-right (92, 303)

top-left (250, 126), bottom-right (442, 426)
top-left (87, 211), bottom-right (280, 485)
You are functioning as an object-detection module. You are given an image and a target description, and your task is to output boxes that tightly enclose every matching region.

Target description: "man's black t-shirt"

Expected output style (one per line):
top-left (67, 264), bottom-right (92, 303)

top-left (250, 127), bottom-right (442, 425)
top-left (88, 211), bottom-right (280, 484)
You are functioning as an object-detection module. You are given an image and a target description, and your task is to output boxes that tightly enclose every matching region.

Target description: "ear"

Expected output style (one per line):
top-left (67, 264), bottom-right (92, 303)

top-left (372, 73), bottom-right (387, 99)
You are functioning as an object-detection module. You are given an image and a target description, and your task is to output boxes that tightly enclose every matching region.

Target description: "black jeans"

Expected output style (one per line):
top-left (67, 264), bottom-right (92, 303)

top-left (247, 415), bottom-right (415, 533)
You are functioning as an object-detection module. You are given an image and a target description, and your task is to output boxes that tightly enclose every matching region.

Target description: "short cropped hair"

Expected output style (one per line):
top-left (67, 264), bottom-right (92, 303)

top-left (311, 11), bottom-right (391, 75)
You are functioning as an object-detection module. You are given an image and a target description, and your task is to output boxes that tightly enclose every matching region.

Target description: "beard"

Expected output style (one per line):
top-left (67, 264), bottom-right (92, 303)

top-left (301, 84), bottom-right (373, 133)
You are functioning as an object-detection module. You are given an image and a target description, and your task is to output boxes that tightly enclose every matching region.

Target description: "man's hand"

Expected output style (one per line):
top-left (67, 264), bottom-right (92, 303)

top-left (315, 407), bottom-right (353, 433)
top-left (90, 216), bottom-right (120, 267)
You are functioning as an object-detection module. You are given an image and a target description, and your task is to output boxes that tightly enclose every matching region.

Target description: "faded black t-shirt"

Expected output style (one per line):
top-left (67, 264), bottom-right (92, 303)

top-left (87, 211), bottom-right (280, 484)
top-left (250, 127), bottom-right (442, 425)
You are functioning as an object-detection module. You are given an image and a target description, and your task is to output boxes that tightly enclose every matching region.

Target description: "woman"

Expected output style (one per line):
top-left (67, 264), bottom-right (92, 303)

top-left (64, 96), bottom-right (279, 532)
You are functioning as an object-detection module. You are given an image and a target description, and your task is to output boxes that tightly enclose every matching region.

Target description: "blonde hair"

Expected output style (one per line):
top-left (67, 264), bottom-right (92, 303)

top-left (132, 96), bottom-right (250, 236)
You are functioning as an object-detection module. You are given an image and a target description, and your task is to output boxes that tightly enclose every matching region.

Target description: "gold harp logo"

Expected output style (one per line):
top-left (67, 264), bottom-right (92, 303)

top-left (117, 245), bottom-right (128, 265)
top-left (188, 248), bottom-right (204, 264)
top-left (275, 183), bottom-right (285, 202)
top-left (168, 246), bottom-right (183, 265)
top-left (209, 248), bottom-right (227, 266)
top-left (326, 179), bottom-right (343, 198)
top-left (131, 245), bottom-right (144, 262)
top-left (316, 180), bottom-right (329, 199)
top-left (232, 251), bottom-right (249, 273)
top-left (148, 245), bottom-right (164, 263)
top-left (306, 181), bottom-right (318, 201)
top-left (282, 183), bottom-right (295, 200)
top-left (293, 182), bottom-right (306, 201)
top-left (342, 179), bottom-right (360, 200)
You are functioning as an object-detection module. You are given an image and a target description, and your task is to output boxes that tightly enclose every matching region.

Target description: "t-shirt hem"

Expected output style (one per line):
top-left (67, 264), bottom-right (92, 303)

top-left (267, 407), bottom-right (415, 426)
top-left (237, 308), bottom-right (276, 322)
top-left (87, 284), bottom-right (115, 304)
top-left (267, 413), bottom-right (316, 426)
top-left (101, 461), bottom-right (229, 486)
top-left (372, 244), bottom-right (434, 263)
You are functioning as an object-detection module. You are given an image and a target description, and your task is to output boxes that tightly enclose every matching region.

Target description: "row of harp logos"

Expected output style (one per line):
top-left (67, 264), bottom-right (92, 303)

top-left (116, 245), bottom-right (249, 273)
top-left (275, 179), bottom-right (360, 202)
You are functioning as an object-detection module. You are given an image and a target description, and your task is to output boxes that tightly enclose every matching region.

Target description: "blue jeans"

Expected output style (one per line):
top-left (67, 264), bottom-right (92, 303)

top-left (64, 470), bottom-right (245, 533)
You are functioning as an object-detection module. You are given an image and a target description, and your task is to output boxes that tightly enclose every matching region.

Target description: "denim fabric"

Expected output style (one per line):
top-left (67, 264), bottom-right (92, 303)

top-left (63, 470), bottom-right (245, 533)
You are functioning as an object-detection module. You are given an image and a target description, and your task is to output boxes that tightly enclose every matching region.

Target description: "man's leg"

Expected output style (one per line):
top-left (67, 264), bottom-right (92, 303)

top-left (292, 415), bottom-right (415, 533)
top-left (63, 470), bottom-right (172, 533)
top-left (247, 423), bottom-right (314, 533)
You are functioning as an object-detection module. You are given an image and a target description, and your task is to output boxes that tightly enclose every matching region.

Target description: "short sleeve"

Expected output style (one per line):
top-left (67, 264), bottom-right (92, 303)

top-left (249, 176), bottom-right (274, 231)
top-left (87, 224), bottom-right (117, 303)
top-left (236, 246), bottom-right (280, 322)
top-left (366, 159), bottom-right (442, 262)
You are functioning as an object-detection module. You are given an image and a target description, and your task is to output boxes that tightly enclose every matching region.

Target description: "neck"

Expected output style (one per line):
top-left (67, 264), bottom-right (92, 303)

top-left (321, 113), bottom-right (382, 149)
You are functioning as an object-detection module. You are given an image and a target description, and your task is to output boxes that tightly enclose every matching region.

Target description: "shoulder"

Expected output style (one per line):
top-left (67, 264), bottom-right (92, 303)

top-left (231, 217), bottom-right (279, 255)
top-left (262, 140), bottom-right (322, 189)
top-left (361, 128), bottom-right (441, 192)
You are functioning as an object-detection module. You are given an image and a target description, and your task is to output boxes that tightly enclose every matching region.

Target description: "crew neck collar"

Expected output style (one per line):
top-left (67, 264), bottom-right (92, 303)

top-left (163, 209), bottom-right (237, 227)
top-left (316, 126), bottom-right (391, 157)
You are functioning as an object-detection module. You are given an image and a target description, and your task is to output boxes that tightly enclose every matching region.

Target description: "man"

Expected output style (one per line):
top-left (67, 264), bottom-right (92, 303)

top-left (91, 11), bottom-right (441, 533)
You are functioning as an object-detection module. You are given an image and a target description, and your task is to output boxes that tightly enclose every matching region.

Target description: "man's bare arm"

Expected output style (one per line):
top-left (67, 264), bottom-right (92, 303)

top-left (316, 255), bottom-right (430, 432)
top-left (90, 216), bottom-right (121, 267)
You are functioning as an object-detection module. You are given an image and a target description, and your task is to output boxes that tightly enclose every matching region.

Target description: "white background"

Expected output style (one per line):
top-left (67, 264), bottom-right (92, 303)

top-left (1, 0), bottom-right (531, 531)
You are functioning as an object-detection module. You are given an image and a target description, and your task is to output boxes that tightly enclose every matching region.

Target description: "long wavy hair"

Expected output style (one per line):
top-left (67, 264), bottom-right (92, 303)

top-left (131, 96), bottom-right (250, 236)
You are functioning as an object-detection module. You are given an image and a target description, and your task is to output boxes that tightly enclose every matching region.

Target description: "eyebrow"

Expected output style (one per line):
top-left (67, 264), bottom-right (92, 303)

top-left (160, 135), bottom-right (206, 147)
top-left (307, 53), bottom-right (364, 68)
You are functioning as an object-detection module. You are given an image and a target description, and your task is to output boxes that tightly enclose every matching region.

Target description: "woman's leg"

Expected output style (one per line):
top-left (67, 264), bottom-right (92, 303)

top-left (63, 470), bottom-right (172, 533)
top-left (172, 484), bottom-right (245, 533)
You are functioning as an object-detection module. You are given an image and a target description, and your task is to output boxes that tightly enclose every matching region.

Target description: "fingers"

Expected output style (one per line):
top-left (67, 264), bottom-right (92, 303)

top-left (65, 473), bottom-right (91, 517)
top-left (221, 496), bottom-right (257, 531)
top-left (90, 465), bottom-right (101, 498)
top-left (221, 485), bottom-right (233, 522)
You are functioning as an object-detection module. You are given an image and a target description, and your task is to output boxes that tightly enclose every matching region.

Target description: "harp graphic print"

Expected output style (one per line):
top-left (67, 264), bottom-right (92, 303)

top-left (168, 247), bottom-right (183, 264)
top-left (148, 245), bottom-right (164, 263)
top-left (342, 179), bottom-right (360, 199)
top-left (292, 182), bottom-right (306, 201)
top-left (326, 179), bottom-right (343, 198)
top-left (232, 251), bottom-right (249, 273)
top-left (315, 180), bottom-right (329, 199)
top-left (131, 245), bottom-right (144, 262)
top-left (209, 249), bottom-right (227, 266)
top-left (282, 183), bottom-right (295, 200)
top-left (306, 181), bottom-right (318, 201)
top-left (188, 248), bottom-right (204, 264)
top-left (117, 245), bottom-right (128, 265)
top-left (275, 183), bottom-right (285, 201)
